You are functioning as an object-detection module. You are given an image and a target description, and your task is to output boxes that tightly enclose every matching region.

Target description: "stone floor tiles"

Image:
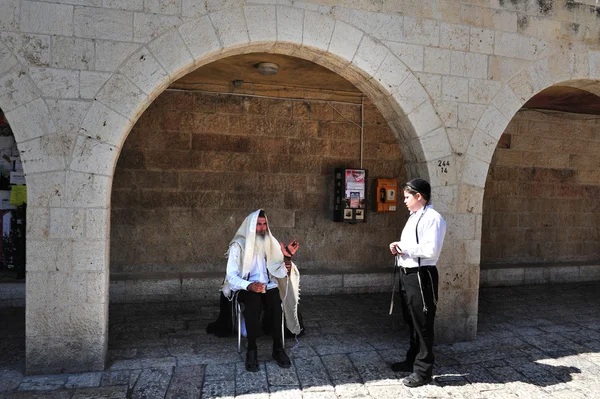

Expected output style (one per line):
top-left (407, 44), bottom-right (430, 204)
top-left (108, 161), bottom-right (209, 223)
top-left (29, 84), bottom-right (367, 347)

top-left (1, 282), bottom-right (600, 397)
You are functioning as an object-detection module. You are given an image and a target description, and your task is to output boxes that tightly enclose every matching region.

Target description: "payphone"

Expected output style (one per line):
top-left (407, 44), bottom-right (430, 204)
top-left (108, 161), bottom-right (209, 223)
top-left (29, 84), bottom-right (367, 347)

top-left (376, 178), bottom-right (397, 212)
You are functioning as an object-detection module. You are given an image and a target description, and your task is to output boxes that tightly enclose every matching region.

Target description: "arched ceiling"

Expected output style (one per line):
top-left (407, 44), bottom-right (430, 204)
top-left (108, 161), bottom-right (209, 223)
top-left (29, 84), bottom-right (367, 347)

top-left (170, 53), bottom-right (363, 103)
top-left (523, 86), bottom-right (600, 114)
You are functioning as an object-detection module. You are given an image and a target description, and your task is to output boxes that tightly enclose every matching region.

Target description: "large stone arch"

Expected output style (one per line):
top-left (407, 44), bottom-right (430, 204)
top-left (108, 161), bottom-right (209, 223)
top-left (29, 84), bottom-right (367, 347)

top-left (463, 51), bottom-right (595, 189)
top-left (19, 6), bottom-right (458, 373)
top-left (458, 50), bottom-right (600, 293)
top-left (0, 37), bottom-right (101, 375)
top-left (74, 8), bottom-right (453, 183)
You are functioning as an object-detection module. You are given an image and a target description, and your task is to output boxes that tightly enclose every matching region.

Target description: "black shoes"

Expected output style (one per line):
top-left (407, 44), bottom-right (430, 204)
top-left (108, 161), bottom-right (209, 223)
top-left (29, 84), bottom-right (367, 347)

top-left (246, 347), bottom-right (291, 371)
top-left (272, 347), bottom-right (291, 368)
top-left (391, 360), bottom-right (413, 372)
top-left (391, 360), bottom-right (433, 387)
top-left (403, 372), bottom-right (433, 387)
top-left (245, 349), bottom-right (259, 372)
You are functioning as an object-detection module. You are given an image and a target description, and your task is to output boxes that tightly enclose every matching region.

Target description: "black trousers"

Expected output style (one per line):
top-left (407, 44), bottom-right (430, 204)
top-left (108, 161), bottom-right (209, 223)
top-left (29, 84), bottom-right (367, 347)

top-left (399, 266), bottom-right (439, 378)
top-left (237, 287), bottom-right (283, 350)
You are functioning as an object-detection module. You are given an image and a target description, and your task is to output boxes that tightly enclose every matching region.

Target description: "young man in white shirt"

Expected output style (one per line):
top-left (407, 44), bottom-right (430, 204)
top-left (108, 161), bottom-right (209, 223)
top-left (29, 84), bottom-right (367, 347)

top-left (225, 210), bottom-right (300, 372)
top-left (389, 178), bottom-right (447, 387)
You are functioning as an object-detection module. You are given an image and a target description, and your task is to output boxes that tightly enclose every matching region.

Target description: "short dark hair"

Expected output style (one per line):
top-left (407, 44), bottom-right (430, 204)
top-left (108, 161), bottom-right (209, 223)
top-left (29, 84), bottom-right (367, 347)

top-left (403, 178), bottom-right (431, 203)
top-left (258, 210), bottom-right (266, 218)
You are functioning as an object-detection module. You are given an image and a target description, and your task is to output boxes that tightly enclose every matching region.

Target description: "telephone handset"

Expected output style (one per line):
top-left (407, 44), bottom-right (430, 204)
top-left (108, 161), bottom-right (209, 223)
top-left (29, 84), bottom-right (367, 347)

top-left (380, 188), bottom-right (387, 203)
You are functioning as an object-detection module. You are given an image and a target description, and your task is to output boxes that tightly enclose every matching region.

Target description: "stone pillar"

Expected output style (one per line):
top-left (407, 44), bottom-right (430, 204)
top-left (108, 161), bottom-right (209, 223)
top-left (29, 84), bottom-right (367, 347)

top-left (428, 179), bottom-right (486, 343)
top-left (435, 209), bottom-right (481, 342)
top-left (25, 171), bottom-right (111, 374)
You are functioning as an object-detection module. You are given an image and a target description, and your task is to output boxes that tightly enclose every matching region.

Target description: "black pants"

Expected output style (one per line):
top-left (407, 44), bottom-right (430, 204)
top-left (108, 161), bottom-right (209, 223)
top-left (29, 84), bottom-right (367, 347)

top-left (237, 288), bottom-right (283, 350)
top-left (399, 266), bottom-right (438, 378)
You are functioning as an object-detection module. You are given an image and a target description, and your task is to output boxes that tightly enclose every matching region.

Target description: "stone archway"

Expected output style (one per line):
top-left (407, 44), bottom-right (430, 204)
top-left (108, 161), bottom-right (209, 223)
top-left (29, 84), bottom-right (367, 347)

top-left (19, 7), bottom-right (458, 373)
top-left (0, 33), bottom-right (122, 375)
top-left (76, 10), bottom-right (452, 178)
top-left (454, 51), bottom-right (600, 324)
top-left (0, 38), bottom-right (85, 375)
top-left (462, 51), bottom-right (597, 191)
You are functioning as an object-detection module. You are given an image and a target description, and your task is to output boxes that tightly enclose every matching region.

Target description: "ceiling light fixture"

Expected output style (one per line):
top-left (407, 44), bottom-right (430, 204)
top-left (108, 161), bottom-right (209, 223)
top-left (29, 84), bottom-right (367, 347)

top-left (256, 62), bottom-right (279, 76)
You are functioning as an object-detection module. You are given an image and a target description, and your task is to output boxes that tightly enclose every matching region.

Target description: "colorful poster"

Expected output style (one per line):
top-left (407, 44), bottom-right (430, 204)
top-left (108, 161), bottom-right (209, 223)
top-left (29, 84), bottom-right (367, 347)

top-left (345, 169), bottom-right (365, 183)
top-left (345, 169), bottom-right (366, 208)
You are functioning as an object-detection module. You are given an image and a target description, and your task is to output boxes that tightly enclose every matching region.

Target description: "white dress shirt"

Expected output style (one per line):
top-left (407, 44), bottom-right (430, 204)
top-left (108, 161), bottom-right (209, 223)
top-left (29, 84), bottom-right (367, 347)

top-left (226, 244), bottom-right (279, 291)
top-left (392, 204), bottom-right (446, 268)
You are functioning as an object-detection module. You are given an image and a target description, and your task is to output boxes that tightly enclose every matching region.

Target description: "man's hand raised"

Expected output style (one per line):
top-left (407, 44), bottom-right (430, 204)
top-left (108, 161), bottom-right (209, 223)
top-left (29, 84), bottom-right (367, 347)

top-left (281, 240), bottom-right (300, 257)
top-left (280, 240), bottom-right (299, 276)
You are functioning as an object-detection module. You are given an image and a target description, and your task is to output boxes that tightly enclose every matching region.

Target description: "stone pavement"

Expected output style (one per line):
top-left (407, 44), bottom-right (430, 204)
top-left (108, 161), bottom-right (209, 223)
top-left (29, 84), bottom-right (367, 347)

top-left (1, 282), bottom-right (600, 398)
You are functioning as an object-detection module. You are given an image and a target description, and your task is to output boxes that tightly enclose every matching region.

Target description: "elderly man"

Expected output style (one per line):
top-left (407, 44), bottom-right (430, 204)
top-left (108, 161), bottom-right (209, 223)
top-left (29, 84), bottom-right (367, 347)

top-left (222, 209), bottom-right (301, 372)
top-left (389, 178), bottom-right (447, 387)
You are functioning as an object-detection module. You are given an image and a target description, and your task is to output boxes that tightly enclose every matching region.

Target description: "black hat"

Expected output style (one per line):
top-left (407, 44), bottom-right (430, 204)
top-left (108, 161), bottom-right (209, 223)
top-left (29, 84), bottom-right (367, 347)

top-left (404, 178), bottom-right (431, 202)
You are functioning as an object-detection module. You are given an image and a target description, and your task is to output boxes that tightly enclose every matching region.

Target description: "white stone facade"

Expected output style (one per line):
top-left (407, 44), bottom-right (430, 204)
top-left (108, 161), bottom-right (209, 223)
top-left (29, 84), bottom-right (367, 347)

top-left (1, 0), bottom-right (599, 374)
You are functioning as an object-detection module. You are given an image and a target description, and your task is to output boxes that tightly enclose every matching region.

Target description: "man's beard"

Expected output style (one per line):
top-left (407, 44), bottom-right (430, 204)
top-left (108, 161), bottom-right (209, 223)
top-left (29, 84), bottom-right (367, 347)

top-left (254, 234), bottom-right (269, 259)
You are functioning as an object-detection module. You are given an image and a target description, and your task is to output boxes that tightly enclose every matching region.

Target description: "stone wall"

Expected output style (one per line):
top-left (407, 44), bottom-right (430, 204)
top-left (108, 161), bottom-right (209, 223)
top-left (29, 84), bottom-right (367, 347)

top-left (111, 90), bottom-right (407, 276)
top-left (480, 262), bottom-right (600, 286)
top-left (482, 109), bottom-right (600, 265)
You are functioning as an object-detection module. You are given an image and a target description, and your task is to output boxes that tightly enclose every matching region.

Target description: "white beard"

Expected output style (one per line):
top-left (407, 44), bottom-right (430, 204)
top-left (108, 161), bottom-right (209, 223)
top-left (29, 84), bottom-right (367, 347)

top-left (254, 234), bottom-right (269, 260)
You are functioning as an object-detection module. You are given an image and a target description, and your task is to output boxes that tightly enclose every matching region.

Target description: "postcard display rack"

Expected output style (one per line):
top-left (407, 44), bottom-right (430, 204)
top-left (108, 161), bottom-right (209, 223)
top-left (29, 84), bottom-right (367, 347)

top-left (333, 168), bottom-right (367, 223)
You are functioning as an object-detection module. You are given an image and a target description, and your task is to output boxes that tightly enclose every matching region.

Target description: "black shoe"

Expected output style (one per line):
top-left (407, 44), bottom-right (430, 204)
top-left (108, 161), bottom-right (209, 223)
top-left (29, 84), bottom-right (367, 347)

top-left (272, 347), bottom-right (291, 368)
top-left (391, 360), bottom-right (413, 372)
top-left (245, 349), bottom-right (259, 372)
top-left (403, 372), bottom-right (432, 388)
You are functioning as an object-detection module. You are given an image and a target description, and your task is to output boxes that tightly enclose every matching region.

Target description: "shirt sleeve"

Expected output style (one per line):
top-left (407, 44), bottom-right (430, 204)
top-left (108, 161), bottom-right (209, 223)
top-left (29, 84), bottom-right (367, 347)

top-left (226, 244), bottom-right (251, 291)
top-left (400, 216), bottom-right (446, 260)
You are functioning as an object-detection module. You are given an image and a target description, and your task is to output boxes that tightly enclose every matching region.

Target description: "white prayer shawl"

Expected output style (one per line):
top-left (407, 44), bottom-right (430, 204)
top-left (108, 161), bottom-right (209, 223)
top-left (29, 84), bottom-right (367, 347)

top-left (221, 209), bottom-right (302, 335)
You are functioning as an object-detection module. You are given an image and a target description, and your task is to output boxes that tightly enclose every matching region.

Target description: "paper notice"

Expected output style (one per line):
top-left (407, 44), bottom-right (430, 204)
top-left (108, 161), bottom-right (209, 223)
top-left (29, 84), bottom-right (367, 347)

top-left (9, 172), bottom-right (25, 185)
